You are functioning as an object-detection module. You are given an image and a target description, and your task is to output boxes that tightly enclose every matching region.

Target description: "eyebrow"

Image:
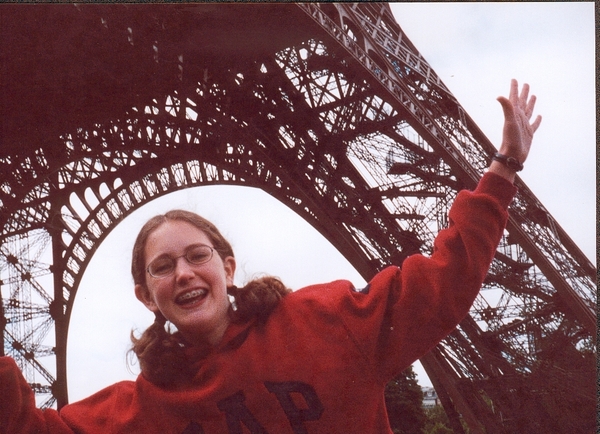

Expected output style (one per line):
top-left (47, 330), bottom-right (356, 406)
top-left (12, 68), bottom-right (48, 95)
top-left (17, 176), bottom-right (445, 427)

top-left (149, 243), bottom-right (212, 260)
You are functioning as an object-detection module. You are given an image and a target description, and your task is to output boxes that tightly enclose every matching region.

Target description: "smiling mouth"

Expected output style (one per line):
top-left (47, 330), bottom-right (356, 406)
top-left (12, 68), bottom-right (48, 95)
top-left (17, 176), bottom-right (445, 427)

top-left (175, 289), bottom-right (207, 306)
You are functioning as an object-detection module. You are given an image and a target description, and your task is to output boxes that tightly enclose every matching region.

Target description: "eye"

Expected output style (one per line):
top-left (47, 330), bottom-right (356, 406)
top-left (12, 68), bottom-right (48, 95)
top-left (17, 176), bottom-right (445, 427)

top-left (187, 245), bottom-right (212, 264)
top-left (149, 257), bottom-right (174, 276)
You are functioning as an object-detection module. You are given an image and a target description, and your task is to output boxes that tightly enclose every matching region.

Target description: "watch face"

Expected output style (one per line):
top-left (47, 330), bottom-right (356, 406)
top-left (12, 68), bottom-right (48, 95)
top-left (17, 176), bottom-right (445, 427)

top-left (506, 157), bottom-right (523, 171)
top-left (494, 154), bottom-right (522, 171)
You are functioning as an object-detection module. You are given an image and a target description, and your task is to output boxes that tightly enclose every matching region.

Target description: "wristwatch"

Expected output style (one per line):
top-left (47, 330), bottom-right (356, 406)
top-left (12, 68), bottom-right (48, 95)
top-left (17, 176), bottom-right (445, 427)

top-left (492, 153), bottom-right (523, 172)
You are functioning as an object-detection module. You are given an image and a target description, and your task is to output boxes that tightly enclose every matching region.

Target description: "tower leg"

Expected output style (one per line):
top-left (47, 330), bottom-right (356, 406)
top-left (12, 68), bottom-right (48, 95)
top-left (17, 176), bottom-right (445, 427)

top-left (50, 208), bottom-right (69, 408)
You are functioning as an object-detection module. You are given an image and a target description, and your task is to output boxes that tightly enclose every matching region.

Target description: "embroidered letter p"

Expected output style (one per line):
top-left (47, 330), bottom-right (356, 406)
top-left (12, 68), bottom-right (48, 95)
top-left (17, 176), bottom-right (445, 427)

top-left (265, 381), bottom-right (324, 434)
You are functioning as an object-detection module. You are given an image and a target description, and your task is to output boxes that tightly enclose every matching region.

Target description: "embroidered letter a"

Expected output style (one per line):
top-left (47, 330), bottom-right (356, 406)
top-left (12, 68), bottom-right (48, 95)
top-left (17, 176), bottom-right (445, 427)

top-left (217, 390), bottom-right (268, 434)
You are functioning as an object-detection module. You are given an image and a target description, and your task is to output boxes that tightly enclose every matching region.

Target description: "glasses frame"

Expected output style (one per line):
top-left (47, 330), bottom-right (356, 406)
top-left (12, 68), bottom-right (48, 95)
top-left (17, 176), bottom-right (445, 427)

top-left (146, 244), bottom-right (215, 279)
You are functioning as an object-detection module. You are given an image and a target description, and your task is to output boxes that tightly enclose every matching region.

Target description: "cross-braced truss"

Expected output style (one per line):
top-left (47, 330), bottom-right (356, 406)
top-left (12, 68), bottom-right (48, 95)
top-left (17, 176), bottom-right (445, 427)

top-left (0, 4), bottom-right (595, 432)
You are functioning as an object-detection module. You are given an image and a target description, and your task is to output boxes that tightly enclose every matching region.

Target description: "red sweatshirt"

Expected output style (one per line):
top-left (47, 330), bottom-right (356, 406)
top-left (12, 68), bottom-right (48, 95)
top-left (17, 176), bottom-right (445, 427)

top-left (1, 172), bottom-right (516, 434)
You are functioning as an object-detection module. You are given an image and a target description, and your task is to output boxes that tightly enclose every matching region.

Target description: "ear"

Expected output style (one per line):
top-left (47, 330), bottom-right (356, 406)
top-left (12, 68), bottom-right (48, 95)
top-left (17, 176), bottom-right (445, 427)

top-left (223, 256), bottom-right (236, 287)
top-left (135, 284), bottom-right (159, 313)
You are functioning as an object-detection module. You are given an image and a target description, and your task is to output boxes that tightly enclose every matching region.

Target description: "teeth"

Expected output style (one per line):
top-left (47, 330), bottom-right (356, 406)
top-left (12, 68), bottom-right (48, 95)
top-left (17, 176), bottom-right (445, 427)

top-left (176, 289), bottom-right (206, 303)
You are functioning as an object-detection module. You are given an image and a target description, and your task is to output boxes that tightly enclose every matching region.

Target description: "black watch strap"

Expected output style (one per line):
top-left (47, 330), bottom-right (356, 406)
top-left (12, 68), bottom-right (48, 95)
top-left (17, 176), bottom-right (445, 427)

top-left (492, 153), bottom-right (523, 172)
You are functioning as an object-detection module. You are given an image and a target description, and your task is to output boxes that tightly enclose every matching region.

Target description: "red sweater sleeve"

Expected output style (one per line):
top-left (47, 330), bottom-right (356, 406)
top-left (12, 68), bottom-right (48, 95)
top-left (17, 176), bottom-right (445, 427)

top-left (337, 172), bottom-right (516, 382)
top-left (0, 356), bottom-right (74, 434)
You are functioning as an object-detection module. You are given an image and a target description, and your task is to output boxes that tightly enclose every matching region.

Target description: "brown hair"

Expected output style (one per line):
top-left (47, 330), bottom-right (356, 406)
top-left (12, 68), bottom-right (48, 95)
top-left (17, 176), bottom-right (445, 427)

top-left (129, 210), bottom-right (290, 387)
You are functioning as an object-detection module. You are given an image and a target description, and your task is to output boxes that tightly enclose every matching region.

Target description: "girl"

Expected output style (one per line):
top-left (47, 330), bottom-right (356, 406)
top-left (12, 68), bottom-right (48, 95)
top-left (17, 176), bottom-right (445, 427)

top-left (1, 80), bottom-right (541, 433)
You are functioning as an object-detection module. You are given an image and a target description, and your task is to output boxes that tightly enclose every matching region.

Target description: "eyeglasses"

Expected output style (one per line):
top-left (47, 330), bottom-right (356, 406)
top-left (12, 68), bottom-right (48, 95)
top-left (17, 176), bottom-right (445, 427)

top-left (146, 244), bottom-right (214, 278)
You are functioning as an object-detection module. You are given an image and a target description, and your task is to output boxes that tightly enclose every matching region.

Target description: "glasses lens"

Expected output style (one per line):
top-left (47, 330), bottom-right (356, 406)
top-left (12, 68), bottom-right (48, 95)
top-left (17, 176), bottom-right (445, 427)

top-left (186, 245), bottom-right (213, 265)
top-left (147, 245), bottom-right (213, 278)
top-left (148, 257), bottom-right (175, 277)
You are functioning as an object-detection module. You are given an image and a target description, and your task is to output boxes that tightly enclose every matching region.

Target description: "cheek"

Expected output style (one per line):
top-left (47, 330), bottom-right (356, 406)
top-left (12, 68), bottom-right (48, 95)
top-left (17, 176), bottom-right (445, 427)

top-left (148, 280), bottom-right (172, 304)
top-left (213, 272), bottom-right (230, 295)
top-left (209, 260), bottom-right (232, 286)
top-left (209, 271), bottom-right (231, 302)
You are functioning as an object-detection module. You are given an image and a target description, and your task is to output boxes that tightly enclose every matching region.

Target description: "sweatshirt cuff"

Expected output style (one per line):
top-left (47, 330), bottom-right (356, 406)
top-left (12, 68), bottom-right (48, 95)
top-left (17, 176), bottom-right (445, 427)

top-left (475, 172), bottom-right (518, 210)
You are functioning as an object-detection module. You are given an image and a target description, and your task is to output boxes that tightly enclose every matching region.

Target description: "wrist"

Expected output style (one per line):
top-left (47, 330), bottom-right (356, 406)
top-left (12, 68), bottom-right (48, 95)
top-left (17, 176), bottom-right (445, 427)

top-left (492, 153), bottom-right (524, 172)
top-left (488, 160), bottom-right (516, 183)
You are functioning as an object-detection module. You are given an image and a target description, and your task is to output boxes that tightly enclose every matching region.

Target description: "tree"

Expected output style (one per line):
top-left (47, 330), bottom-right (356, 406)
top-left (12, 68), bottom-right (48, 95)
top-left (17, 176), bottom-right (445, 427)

top-left (423, 405), bottom-right (453, 434)
top-left (385, 366), bottom-right (427, 434)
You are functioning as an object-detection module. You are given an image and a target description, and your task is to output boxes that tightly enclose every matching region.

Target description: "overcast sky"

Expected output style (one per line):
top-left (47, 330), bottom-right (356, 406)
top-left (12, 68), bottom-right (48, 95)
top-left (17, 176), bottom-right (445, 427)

top-left (66, 2), bottom-right (595, 401)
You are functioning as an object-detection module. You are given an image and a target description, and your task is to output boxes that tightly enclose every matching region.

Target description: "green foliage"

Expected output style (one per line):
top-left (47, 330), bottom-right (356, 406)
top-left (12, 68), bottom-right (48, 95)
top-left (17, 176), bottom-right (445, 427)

top-left (423, 405), bottom-right (453, 434)
top-left (424, 422), bottom-right (453, 434)
top-left (385, 366), bottom-right (427, 434)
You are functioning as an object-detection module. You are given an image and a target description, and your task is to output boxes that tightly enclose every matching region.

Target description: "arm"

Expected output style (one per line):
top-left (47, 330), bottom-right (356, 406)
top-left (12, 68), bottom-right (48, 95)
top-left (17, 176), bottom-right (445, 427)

top-left (385, 80), bottom-right (542, 372)
top-left (337, 81), bottom-right (542, 380)
top-left (319, 174), bottom-right (517, 382)
top-left (380, 173), bottom-right (516, 375)
top-left (386, 80), bottom-right (542, 371)
top-left (0, 357), bottom-right (74, 434)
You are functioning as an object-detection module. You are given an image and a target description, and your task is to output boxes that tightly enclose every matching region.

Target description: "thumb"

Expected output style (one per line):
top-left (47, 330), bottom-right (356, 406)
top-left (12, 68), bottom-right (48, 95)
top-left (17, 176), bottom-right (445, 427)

top-left (496, 96), bottom-right (514, 120)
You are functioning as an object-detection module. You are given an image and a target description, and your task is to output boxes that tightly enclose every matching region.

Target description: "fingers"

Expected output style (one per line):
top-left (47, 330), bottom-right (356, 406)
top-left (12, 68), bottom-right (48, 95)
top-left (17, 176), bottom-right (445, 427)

top-left (498, 80), bottom-right (542, 142)
top-left (531, 114), bottom-right (542, 133)
top-left (509, 78), bottom-right (519, 105)
top-left (519, 82), bottom-right (530, 109)
top-left (507, 79), bottom-right (539, 122)
top-left (519, 83), bottom-right (540, 129)
top-left (508, 79), bottom-right (532, 113)
top-left (525, 94), bottom-right (536, 118)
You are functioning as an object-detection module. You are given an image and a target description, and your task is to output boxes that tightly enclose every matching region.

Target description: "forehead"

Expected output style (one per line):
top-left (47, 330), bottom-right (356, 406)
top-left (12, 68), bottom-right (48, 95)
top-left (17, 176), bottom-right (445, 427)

top-left (145, 220), bottom-right (211, 259)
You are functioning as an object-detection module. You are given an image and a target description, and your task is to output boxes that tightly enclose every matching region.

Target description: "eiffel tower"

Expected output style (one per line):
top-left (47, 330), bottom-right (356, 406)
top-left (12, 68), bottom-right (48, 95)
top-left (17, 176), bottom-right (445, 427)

top-left (0, 4), bottom-right (595, 433)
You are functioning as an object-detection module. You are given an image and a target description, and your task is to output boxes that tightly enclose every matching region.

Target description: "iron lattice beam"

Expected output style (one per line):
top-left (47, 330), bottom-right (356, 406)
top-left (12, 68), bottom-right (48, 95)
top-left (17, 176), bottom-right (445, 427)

top-left (0, 3), bottom-right (595, 432)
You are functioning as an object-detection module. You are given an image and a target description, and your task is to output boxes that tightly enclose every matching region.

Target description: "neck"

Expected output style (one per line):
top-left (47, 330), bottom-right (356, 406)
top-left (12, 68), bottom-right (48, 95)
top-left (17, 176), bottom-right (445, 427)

top-left (182, 317), bottom-right (231, 348)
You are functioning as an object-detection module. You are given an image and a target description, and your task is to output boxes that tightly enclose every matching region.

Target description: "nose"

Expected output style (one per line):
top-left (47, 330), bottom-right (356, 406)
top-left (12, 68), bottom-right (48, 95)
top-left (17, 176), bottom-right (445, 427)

top-left (173, 256), bottom-right (195, 283)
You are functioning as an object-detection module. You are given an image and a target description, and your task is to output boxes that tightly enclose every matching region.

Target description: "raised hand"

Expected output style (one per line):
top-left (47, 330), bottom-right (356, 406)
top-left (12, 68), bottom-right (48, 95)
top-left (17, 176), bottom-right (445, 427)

top-left (491, 79), bottom-right (542, 181)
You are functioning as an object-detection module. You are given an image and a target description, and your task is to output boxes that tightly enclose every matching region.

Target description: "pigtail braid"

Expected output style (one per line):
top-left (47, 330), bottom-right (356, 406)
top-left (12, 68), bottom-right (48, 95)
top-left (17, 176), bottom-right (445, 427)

top-left (229, 276), bottom-right (291, 324)
top-left (130, 313), bottom-right (192, 388)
